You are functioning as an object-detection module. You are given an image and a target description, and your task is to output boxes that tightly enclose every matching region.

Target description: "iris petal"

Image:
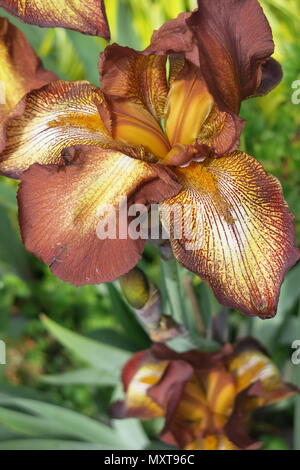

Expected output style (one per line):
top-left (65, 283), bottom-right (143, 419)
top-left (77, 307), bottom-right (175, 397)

top-left (100, 44), bottom-right (168, 121)
top-left (0, 0), bottom-right (110, 38)
top-left (0, 80), bottom-right (115, 177)
top-left (0, 18), bottom-right (56, 152)
top-left (160, 152), bottom-right (300, 318)
top-left (18, 146), bottom-right (181, 286)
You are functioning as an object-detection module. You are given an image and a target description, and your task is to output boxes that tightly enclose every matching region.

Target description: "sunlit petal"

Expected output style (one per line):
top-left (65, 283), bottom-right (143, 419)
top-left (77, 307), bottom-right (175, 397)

top-left (18, 147), bottom-right (180, 286)
top-left (0, 80), bottom-right (116, 177)
top-left (165, 62), bottom-right (213, 147)
top-left (0, 0), bottom-right (110, 38)
top-left (100, 44), bottom-right (168, 121)
top-left (110, 98), bottom-right (171, 160)
top-left (160, 152), bottom-right (300, 317)
top-left (0, 18), bottom-right (55, 151)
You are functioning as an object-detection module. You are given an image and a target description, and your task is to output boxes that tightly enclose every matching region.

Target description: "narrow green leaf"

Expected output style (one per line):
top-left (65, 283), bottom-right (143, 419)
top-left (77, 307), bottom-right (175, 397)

top-left (0, 394), bottom-right (136, 447)
top-left (0, 439), bottom-right (118, 450)
top-left (0, 205), bottom-right (30, 278)
top-left (41, 315), bottom-right (130, 374)
top-left (41, 368), bottom-right (117, 386)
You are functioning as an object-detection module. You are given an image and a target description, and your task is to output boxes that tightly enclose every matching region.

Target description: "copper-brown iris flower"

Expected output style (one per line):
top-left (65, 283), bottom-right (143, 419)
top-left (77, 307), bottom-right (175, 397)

top-left (112, 339), bottom-right (298, 450)
top-left (0, 0), bottom-right (299, 318)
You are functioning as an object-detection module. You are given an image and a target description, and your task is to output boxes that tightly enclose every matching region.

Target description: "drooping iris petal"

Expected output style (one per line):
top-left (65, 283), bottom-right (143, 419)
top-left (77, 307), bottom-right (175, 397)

top-left (99, 44), bottom-right (168, 121)
top-left (160, 151), bottom-right (300, 318)
top-left (0, 18), bottom-right (56, 151)
top-left (0, 80), bottom-right (118, 177)
top-left (165, 61), bottom-right (213, 147)
top-left (188, 0), bottom-right (282, 113)
top-left (229, 339), bottom-right (297, 402)
top-left (114, 356), bottom-right (169, 419)
top-left (0, 0), bottom-right (110, 39)
top-left (112, 347), bottom-right (193, 422)
top-left (109, 98), bottom-right (171, 160)
top-left (225, 339), bottom-right (298, 450)
top-left (18, 146), bottom-right (181, 286)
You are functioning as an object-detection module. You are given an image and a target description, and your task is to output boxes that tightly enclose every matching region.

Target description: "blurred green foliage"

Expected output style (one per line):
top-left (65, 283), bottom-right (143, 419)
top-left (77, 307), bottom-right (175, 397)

top-left (0, 0), bottom-right (299, 450)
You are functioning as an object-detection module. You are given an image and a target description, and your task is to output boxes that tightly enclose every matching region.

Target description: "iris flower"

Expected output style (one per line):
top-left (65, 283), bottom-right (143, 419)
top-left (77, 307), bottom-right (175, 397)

top-left (112, 339), bottom-right (297, 450)
top-left (0, 0), bottom-right (299, 318)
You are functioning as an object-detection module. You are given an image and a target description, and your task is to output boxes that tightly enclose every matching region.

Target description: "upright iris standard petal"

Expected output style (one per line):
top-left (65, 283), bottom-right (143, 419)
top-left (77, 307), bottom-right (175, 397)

top-left (0, 17), bottom-right (56, 151)
top-left (147, 0), bottom-right (282, 115)
top-left (0, 0), bottom-right (110, 39)
top-left (0, 80), bottom-right (118, 177)
top-left (160, 152), bottom-right (300, 318)
top-left (146, 12), bottom-right (197, 65)
top-left (188, 0), bottom-right (282, 113)
top-left (18, 146), bottom-right (181, 286)
top-left (99, 44), bottom-right (169, 121)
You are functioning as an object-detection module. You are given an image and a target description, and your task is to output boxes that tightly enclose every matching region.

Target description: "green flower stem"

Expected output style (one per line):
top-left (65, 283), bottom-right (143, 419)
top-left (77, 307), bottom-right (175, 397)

top-left (294, 301), bottom-right (300, 450)
top-left (160, 258), bottom-right (186, 325)
top-left (182, 274), bottom-right (206, 337)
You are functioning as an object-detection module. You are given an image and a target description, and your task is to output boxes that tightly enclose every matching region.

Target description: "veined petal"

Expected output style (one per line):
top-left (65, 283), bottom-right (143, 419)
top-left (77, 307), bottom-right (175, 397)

top-left (0, 18), bottom-right (56, 116)
top-left (0, 80), bottom-right (116, 178)
top-left (188, 0), bottom-right (282, 113)
top-left (100, 44), bottom-right (168, 121)
top-left (0, 0), bottom-right (110, 39)
top-left (0, 18), bottom-right (56, 150)
top-left (160, 152), bottom-right (300, 318)
top-left (18, 147), bottom-right (181, 286)
top-left (165, 61), bottom-right (213, 148)
top-left (109, 98), bottom-right (171, 160)
top-left (197, 105), bottom-right (245, 155)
